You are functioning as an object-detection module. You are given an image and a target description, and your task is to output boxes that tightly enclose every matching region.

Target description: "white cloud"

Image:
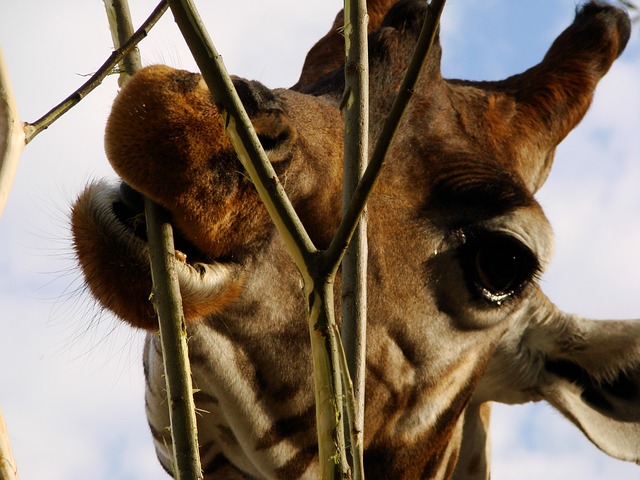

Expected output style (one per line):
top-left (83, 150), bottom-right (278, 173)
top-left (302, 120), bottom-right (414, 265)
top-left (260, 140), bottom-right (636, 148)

top-left (537, 43), bottom-right (640, 319)
top-left (491, 403), bottom-right (639, 480)
top-left (0, 1), bottom-right (638, 479)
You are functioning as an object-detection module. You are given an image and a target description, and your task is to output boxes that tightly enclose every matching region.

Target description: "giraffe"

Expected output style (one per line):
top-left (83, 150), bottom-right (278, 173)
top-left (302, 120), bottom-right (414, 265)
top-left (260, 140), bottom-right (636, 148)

top-left (71, 1), bottom-right (639, 478)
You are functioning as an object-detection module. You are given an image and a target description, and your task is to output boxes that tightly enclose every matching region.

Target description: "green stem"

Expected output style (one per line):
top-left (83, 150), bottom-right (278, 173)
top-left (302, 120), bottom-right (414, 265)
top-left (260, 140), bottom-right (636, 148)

top-left (341, 0), bottom-right (369, 477)
top-left (308, 281), bottom-right (350, 479)
top-left (104, 0), bottom-right (143, 87)
top-left (144, 201), bottom-right (203, 480)
top-left (103, 1), bottom-right (202, 478)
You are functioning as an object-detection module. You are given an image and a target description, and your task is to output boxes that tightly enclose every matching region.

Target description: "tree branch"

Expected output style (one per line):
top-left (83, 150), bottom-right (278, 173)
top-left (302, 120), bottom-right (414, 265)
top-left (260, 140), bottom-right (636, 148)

top-left (341, 0), bottom-right (369, 477)
top-left (144, 200), bottom-right (203, 480)
top-left (23, 0), bottom-right (168, 145)
top-left (103, 1), bottom-right (203, 479)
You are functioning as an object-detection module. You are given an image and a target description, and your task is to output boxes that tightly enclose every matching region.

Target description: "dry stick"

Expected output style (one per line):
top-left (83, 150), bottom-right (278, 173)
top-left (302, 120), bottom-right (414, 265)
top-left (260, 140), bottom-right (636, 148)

top-left (325, 0), bottom-right (447, 267)
top-left (23, 0), bottom-right (168, 145)
top-left (104, 0), bottom-right (142, 88)
top-left (0, 48), bottom-right (25, 216)
top-left (103, 1), bottom-right (202, 479)
top-left (144, 202), bottom-right (203, 480)
top-left (341, 1), bottom-right (369, 476)
top-left (0, 408), bottom-right (18, 480)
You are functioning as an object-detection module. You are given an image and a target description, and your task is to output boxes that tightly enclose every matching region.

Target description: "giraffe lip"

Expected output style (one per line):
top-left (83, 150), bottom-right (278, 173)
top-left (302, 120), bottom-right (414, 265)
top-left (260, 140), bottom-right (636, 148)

top-left (104, 180), bottom-right (240, 290)
top-left (73, 180), bottom-right (245, 324)
top-left (111, 181), bottom-right (208, 264)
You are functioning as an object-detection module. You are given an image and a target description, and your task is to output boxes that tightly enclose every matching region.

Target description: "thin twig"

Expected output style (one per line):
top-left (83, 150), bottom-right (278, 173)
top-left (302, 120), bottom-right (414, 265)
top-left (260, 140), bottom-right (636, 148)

top-left (144, 201), bottom-right (203, 480)
top-left (24, 0), bottom-right (168, 144)
top-left (104, 0), bottom-right (143, 87)
top-left (103, 1), bottom-right (202, 479)
top-left (308, 282), bottom-right (350, 479)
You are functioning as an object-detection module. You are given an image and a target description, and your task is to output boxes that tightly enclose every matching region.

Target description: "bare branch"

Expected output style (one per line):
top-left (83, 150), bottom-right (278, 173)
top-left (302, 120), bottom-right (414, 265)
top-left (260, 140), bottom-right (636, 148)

top-left (0, 48), bottom-right (25, 215)
top-left (144, 200), bottom-right (203, 480)
top-left (104, 0), bottom-right (143, 87)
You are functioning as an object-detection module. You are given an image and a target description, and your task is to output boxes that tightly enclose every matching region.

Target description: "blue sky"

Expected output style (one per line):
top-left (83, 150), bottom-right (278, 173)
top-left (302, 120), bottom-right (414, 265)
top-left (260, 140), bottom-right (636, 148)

top-left (0, 1), bottom-right (639, 479)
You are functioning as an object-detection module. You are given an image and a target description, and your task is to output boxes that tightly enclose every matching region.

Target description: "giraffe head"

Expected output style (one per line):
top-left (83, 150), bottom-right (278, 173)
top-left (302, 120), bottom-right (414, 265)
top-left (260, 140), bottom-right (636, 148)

top-left (71, 1), bottom-right (638, 478)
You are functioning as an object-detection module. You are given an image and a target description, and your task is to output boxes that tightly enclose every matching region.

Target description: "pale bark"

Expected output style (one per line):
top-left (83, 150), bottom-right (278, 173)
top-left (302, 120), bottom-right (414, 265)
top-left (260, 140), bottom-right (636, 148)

top-left (0, 408), bottom-right (18, 480)
top-left (0, 48), bottom-right (25, 215)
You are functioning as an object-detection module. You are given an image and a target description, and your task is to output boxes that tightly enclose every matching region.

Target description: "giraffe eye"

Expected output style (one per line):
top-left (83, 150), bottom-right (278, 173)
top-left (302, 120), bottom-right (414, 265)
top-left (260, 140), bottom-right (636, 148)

top-left (459, 230), bottom-right (539, 304)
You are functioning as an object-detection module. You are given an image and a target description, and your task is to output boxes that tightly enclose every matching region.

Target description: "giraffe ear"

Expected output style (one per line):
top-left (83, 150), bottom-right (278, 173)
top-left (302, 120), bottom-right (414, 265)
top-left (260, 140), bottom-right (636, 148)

top-left (538, 318), bottom-right (640, 463)
top-left (296, 0), bottom-right (443, 95)
top-left (295, 0), bottom-right (398, 89)
top-left (451, 3), bottom-right (631, 193)
top-left (481, 300), bottom-right (640, 463)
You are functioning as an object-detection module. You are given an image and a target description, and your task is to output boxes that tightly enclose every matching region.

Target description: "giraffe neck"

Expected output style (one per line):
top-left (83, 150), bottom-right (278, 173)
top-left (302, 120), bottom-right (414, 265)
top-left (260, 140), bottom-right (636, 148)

top-left (453, 403), bottom-right (492, 480)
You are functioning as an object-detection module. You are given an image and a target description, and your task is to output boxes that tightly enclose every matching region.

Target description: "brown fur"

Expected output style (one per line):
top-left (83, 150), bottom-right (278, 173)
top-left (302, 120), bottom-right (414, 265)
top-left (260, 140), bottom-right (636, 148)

top-left (71, 1), bottom-right (633, 478)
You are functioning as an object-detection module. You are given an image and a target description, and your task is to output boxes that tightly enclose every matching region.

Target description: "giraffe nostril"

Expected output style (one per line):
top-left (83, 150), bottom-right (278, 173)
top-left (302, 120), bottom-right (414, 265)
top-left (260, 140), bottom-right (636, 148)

top-left (169, 70), bottom-right (202, 93)
top-left (119, 182), bottom-right (145, 214)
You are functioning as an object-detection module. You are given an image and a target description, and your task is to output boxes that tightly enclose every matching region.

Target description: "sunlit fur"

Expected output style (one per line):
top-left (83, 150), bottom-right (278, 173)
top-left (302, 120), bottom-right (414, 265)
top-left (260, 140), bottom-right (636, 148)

top-left (71, 1), bottom-right (639, 479)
